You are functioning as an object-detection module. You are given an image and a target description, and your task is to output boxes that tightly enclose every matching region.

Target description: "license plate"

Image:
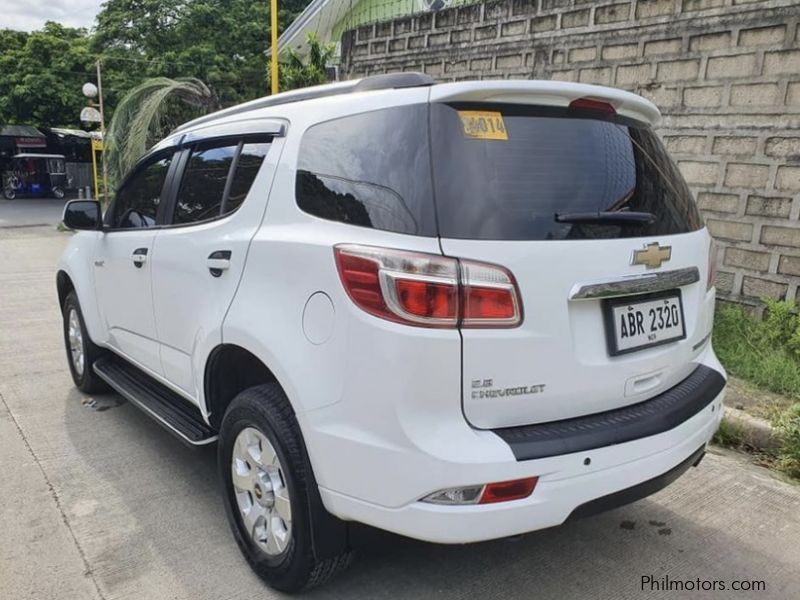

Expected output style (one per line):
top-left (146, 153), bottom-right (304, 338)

top-left (603, 291), bottom-right (686, 356)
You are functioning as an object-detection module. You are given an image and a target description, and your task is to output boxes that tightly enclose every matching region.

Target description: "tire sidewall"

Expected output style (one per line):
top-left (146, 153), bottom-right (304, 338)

top-left (219, 392), bottom-right (313, 588)
top-left (63, 294), bottom-right (90, 389)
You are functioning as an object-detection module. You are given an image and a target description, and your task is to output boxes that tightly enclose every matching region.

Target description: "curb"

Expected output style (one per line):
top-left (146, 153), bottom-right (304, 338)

top-left (722, 407), bottom-right (781, 451)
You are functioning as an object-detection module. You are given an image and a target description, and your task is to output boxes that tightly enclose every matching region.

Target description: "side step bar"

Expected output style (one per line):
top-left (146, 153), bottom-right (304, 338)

top-left (94, 355), bottom-right (217, 446)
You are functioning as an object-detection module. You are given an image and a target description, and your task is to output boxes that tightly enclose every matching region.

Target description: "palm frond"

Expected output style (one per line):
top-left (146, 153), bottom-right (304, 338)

top-left (106, 77), bottom-right (218, 186)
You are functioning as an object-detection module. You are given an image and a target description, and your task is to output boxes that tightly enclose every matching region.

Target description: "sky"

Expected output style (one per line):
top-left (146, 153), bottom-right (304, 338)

top-left (0, 0), bottom-right (104, 32)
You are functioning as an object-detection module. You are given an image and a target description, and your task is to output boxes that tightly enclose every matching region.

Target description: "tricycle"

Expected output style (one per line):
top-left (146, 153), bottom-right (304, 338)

top-left (2, 153), bottom-right (68, 200)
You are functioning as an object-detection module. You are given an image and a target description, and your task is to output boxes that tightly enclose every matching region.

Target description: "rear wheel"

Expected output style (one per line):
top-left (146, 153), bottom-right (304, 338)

top-left (219, 384), bottom-right (351, 592)
top-left (3, 187), bottom-right (15, 200)
top-left (52, 186), bottom-right (65, 199)
top-left (62, 291), bottom-right (108, 393)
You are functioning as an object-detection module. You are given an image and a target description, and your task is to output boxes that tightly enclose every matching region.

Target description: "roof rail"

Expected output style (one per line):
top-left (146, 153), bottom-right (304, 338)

top-left (173, 72), bottom-right (434, 134)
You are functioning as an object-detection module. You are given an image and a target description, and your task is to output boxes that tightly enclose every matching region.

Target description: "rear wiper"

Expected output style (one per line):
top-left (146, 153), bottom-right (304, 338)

top-left (554, 211), bottom-right (656, 224)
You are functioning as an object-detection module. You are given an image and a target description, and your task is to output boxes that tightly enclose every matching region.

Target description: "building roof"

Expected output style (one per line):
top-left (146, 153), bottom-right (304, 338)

top-left (0, 125), bottom-right (45, 138)
top-left (13, 153), bottom-right (66, 159)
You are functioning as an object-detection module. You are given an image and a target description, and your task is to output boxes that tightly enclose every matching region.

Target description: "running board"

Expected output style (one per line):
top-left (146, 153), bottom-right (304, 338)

top-left (93, 355), bottom-right (217, 446)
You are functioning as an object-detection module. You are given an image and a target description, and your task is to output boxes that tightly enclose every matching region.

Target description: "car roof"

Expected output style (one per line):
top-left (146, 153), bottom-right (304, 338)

top-left (171, 75), bottom-right (661, 142)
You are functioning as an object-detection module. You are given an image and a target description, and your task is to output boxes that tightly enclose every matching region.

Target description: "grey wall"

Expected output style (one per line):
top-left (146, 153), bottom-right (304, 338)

top-left (340, 0), bottom-right (800, 306)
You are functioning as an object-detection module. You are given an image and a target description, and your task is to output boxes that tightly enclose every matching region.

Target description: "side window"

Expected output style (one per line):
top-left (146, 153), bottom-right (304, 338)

top-left (173, 142), bottom-right (238, 224)
top-left (171, 138), bottom-right (270, 225)
top-left (295, 105), bottom-right (436, 236)
top-left (223, 141), bottom-right (270, 215)
top-left (111, 154), bottom-right (172, 229)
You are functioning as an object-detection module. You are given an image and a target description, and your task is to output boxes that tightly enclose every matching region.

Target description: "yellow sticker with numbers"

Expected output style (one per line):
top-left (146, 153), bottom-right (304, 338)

top-left (458, 110), bottom-right (508, 140)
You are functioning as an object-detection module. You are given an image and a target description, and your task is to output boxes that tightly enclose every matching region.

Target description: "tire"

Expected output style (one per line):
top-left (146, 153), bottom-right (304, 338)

top-left (62, 291), bottom-right (109, 393)
top-left (219, 384), bottom-right (352, 592)
top-left (52, 186), bottom-right (65, 199)
top-left (3, 187), bottom-right (15, 200)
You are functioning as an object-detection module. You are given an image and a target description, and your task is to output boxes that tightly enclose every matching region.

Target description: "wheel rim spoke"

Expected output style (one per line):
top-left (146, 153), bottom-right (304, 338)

top-left (274, 485), bottom-right (292, 524)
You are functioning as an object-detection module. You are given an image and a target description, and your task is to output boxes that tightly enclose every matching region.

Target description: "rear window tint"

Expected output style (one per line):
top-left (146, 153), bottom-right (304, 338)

top-left (295, 105), bottom-right (436, 236)
top-left (430, 103), bottom-right (702, 241)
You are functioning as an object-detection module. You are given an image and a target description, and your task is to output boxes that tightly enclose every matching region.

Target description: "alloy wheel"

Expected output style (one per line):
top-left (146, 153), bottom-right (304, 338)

top-left (231, 426), bottom-right (293, 556)
top-left (67, 308), bottom-right (84, 376)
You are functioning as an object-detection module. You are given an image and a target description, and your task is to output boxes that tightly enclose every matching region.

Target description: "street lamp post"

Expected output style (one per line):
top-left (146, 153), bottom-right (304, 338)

top-left (81, 60), bottom-right (109, 204)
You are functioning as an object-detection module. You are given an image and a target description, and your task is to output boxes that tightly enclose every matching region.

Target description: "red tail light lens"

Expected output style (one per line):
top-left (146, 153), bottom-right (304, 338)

top-left (479, 477), bottom-right (538, 504)
top-left (334, 245), bottom-right (522, 328)
top-left (569, 97), bottom-right (617, 114)
top-left (394, 279), bottom-right (458, 320)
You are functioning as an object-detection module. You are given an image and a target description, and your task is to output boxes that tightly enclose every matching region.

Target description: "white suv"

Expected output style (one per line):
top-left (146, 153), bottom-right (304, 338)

top-left (57, 74), bottom-right (726, 591)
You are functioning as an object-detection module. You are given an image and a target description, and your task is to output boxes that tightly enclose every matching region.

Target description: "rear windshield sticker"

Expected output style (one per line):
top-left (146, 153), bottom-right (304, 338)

top-left (458, 110), bottom-right (508, 141)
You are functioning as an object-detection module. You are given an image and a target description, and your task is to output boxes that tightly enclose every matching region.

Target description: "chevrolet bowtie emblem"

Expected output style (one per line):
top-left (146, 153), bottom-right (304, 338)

top-left (632, 242), bottom-right (672, 269)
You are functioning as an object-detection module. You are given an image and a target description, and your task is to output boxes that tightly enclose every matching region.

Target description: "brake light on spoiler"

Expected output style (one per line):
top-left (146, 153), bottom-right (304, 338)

top-left (569, 97), bottom-right (617, 114)
top-left (334, 244), bottom-right (522, 328)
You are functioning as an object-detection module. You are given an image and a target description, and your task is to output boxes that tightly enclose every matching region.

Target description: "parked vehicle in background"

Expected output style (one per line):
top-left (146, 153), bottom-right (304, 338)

top-left (57, 74), bottom-right (726, 592)
top-left (3, 153), bottom-right (68, 199)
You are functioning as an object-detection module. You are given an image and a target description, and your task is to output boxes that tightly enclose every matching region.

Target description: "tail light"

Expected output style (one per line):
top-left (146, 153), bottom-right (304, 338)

top-left (707, 240), bottom-right (717, 291)
top-left (334, 244), bottom-right (522, 328)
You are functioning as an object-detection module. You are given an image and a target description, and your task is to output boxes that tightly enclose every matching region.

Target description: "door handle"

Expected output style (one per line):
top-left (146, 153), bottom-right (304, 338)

top-left (207, 250), bottom-right (232, 277)
top-left (132, 248), bottom-right (148, 268)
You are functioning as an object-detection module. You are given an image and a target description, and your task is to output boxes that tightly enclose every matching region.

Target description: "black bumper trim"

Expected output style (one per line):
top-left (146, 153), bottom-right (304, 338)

top-left (566, 445), bottom-right (706, 521)
top-left (493, 365), bottom-right (725, 461)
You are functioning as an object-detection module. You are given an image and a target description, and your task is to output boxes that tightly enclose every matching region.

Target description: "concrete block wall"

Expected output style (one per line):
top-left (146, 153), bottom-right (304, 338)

top-left (340, 0), bottom-right (800, 306)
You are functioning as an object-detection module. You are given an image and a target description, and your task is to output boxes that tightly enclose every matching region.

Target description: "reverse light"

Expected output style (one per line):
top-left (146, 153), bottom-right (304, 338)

top-left (422, 477), bottom-right (538, 506)
top-left (569, 97), bottom-right (617, 114)
top-left (334, 244), bottom-right (522, 328)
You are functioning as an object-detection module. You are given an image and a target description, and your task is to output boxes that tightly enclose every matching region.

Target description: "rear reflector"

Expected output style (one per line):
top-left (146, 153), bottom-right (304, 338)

top-left (334, 244), bottom-right (522, 328)
top-left (479, 477), bottom-right (538, 504)
top-left (569, 97), bottom-right (616, 114)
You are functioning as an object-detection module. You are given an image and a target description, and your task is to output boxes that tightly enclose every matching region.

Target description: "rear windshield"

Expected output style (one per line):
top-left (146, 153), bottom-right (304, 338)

top-left (294, 103), bottom-right (701, 241)
top-left (430, 103), bottom-right (702, 240)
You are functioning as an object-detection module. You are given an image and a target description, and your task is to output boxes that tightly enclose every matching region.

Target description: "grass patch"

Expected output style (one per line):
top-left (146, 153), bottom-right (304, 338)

top-left (713, 299), bottom-right (800, 400)
top-left (712, 418), bottom-right (749, 449)
top-left (773, 403), bottom-right (800, 480)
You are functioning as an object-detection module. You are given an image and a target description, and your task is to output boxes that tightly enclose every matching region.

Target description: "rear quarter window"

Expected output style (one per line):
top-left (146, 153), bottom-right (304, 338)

top-left (295, 105), bottom-right (437, 236)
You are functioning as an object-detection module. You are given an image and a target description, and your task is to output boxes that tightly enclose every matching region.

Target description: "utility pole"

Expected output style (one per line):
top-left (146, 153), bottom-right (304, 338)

top-left (96, 59), bottom-right (109, 203)
top-left (271, 0), bottom-right (279, 95)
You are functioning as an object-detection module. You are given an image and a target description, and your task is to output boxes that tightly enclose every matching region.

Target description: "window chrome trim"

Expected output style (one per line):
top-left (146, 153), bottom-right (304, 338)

top-left (569, 267), bottom-right (701, 300)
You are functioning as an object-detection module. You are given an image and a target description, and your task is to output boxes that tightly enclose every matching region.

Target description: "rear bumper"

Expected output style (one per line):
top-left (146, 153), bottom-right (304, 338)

top-left (319, 389), bottom-right (724, 543)
top-left (493, 364), bottom-right (725, 461)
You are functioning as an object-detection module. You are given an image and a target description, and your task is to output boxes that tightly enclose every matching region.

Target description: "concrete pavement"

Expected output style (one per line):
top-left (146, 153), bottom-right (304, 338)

top-left (1, 224), bottom-right (799, 600)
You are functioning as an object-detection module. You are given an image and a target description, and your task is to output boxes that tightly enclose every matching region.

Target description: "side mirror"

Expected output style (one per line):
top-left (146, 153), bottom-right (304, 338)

top-left (63, 200), bottom-right (102, 231)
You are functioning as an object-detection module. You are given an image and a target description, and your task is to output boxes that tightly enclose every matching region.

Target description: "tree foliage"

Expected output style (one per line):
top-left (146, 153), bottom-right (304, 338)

top-left (273, 33), bottom-right (336, 92)
top-left (0, 23), bottom-right (95, 126)
top-left (0, 0), bottom-right (313, 128)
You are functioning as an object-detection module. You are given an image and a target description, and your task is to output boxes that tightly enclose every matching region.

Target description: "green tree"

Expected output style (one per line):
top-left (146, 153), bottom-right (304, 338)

top-left (93, 0), bottom-right (311, 108)
top-left (0, 23), bottom-right (95, 126)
